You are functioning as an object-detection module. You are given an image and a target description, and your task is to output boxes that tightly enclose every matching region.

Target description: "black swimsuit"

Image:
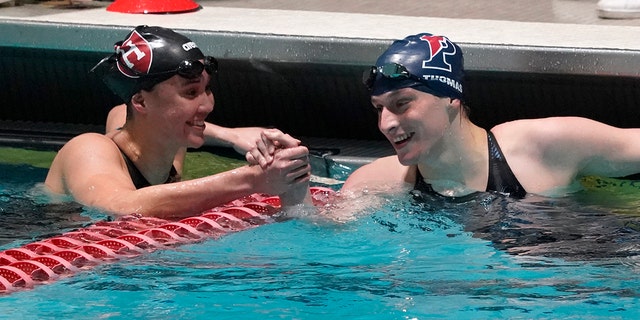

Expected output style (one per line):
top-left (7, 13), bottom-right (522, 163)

top-left (120, 151), bottom-right (179, 189)
top-left (413, 131), bottom-right (527, 199)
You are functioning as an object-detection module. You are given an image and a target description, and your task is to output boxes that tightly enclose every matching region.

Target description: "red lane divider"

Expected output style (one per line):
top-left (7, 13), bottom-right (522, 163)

top-left (0, 187), bottom-right (336, 294)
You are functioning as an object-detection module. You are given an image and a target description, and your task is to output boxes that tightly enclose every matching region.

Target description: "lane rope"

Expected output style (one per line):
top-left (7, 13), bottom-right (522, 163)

top-left (0, 187), bottom-right (336, 294)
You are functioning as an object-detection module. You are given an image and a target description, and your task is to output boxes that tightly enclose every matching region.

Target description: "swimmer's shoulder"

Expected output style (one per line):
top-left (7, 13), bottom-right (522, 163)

top-left (58, 133), bottom-right (118, 155)
top-left (46, 133), bottom-right (121, 193)
top-left (50, 133), bottom-right (123, 174)
top-left (342, 155), bottom-right (413, 191)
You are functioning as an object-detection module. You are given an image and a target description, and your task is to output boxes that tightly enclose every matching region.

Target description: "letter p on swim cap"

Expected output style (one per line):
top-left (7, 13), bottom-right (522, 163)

top-left (90, 25), bottom-right (205, 103)
top-left (367, 33), bottom-right (465, 101)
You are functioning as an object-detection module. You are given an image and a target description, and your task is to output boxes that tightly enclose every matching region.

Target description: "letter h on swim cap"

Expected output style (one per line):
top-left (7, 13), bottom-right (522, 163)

top-left (369, 33), bottom-right (464, 101)
top-left (91, 25), bottom-right (207, 102)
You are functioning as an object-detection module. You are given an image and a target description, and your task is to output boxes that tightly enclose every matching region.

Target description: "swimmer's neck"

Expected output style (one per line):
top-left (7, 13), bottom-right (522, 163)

top-left (418, 124), bottom-right (488, 192)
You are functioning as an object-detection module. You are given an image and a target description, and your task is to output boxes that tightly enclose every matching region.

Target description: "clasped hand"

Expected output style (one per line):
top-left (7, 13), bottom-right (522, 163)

top-left (246, 129), bottom-right (311, 205)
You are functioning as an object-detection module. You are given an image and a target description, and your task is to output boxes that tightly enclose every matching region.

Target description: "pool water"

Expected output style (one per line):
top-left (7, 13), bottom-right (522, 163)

top-left (1, 148), bottom-right (640, 319)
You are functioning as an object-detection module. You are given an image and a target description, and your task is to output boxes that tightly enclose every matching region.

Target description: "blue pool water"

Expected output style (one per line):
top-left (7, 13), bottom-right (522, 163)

top-left (1, 162), bottom-right (640, 319)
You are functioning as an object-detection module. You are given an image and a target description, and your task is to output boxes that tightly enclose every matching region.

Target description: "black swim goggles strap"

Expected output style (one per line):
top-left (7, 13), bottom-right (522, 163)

top-left (362, 63), bottom-right (424, 91)
top-left (145, 56), bottom-right (219, 79)
top-left (90, 55), bottom-right (219, 80)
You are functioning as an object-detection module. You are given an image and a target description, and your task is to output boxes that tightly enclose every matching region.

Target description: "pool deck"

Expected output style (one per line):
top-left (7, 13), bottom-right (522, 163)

top-left (1, 0), bottom-right (640, 76)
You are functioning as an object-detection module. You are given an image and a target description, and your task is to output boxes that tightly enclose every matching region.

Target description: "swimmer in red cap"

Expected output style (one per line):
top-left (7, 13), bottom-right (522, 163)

top-left (251, 33), bottom-right (640, 200)
top-left (45, 26), bottom-right (311, 218)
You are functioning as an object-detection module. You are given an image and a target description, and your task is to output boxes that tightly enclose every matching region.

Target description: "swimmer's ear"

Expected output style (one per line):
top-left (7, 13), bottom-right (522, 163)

top-left (446, 98), bottom-right (462, 111)
top-left (130, 93), bottom-right (147, 114)
top-left (449, 98), bottom-right (462, 107)
top-left (448, 98), bottom-right (464, 112)
top-left (447, 98), bottom-right (462, 123)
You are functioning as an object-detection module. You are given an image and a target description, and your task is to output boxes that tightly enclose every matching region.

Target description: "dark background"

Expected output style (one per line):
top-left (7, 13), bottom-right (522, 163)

top-left (1, 46), bottom-right (639, 143)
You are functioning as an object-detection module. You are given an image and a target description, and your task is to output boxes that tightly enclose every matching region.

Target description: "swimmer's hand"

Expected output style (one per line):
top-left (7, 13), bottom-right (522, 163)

top-left (246, 129), bottom-right (301, 168)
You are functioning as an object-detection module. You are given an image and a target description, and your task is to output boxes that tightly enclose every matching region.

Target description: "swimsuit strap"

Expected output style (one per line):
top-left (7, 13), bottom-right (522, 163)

top-left (119, 151), bottom-right (179, 189)
top-left (486, 131), bottom-right (527, 198)
top-left (412, 131), bottom-right (527, 199)
top-left (120, 151), bottom-right (152, 189)
top-left (413, 169), bottom-right (436, 194)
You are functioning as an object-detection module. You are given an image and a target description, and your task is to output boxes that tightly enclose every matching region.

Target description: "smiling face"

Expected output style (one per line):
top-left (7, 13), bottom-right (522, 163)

top-left (371, 87), bottom-right (456, 166)
top-left (138, 68), bottom-right (214, 149)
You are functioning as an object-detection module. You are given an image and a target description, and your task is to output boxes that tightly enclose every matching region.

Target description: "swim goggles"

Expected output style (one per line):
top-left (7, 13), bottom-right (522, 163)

top-left (91, 55), bottom-right (218, 80)
top-left (135, 56), bottom-right (218, 79)
top-left (362, 63), bottom-right (424, 91)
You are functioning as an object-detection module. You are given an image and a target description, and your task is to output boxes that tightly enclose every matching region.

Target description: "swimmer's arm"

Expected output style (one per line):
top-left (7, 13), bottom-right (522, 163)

top-left (580, 126), bottom-right (640, 178)
top-left (127, 155), bottom-right (310, 219)
top-left (46, 134), bottom-right (311, 218)
top-left (203, 123), bottom-right (268, 155)
top-left (531, 117), bottom-right (640, 178)
top-left (341, 156), bottom-right (411, 192)
top-left (105, 105), bottom-right (126, 132)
